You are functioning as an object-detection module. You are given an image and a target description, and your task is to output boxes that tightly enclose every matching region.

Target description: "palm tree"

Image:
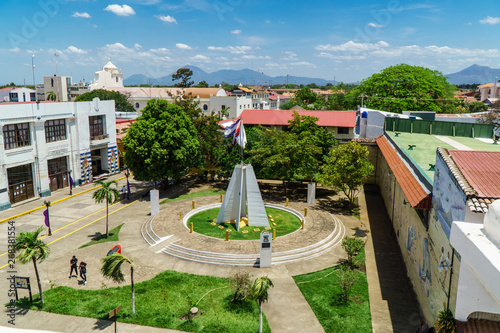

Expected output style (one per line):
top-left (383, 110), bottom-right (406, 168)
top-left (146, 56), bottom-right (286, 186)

top-left (46, 91), bottom-right (56, 101)
top-left (249, 276), bottom-right (274, 333)
top-left (14, 226), bottom-right (50, 304)
top-left (92, 180), bottom-right (120, 238)
top-left (101, 253), bottom-right (135, 314)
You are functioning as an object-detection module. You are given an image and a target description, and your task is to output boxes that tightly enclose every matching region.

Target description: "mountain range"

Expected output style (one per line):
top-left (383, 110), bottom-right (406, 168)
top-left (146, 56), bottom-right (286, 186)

top-left (124, 66), bottom-right (333, 86)
top-left (445, 64), bottom-right (500, 85)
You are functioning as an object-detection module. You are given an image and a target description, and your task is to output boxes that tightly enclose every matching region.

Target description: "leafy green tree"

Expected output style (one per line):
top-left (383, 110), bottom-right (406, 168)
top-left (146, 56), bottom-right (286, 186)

top-left (92, 180), bottom-right (120, 238)
top-left (279, 101), bottom-right (299, 110)
top-left (46, 91), bottom-right (56, 101)
top-left (172, 67), bottom-right (194, 87)
top-left (195, 80), bottom-right (209, 88)
top-left (123, 99), bottom-right (201, 182)
top-left (249, 276), bottom-right (274, 333)
top-left (294, 86), bottom-right (317, 104)
top-left (468, 101), bottom-right (488, 113)
top-left (14, 226), bottom-right (50, 304)
top-left (319, 141), bottom-right (374, 205)
top-left (74, 89), bottom-right (135, 112)
top-left (101, 253), bottom-right (136, 314)
top-left (193, 115), bottom-right (224, 169)
top-left (352, 64), bottom-right (456, 113)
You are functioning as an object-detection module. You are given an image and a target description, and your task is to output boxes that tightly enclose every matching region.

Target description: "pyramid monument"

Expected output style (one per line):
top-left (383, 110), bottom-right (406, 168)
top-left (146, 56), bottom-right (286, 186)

top-left (216, 164), bottom-right (269, 231)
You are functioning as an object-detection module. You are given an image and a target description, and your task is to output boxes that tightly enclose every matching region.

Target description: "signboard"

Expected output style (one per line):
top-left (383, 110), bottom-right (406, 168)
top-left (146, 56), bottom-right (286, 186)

top-left (108, 305), bottom-right (121, 319)
top-left (150, 189), bottom-right (159, 215)
top-left (260, 231), bottom-right (272, 268)
top-left (14, 277), bottom-right (29, 289)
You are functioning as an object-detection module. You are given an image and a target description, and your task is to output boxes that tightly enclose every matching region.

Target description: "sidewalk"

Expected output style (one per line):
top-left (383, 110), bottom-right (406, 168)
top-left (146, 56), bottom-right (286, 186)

top-left (360, 184), bottom-right (422, 333)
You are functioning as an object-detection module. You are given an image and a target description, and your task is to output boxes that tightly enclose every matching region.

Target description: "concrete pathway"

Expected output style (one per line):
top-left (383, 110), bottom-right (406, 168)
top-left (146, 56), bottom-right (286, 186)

top-left (434, 135), bottom-right (472, 150)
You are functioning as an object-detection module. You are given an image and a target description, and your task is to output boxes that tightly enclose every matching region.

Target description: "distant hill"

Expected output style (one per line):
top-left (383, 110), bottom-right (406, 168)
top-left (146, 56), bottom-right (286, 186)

top-left (446, 64), bottom-right (500, 85)
top-left (124, 66), bottom-right (333, 86)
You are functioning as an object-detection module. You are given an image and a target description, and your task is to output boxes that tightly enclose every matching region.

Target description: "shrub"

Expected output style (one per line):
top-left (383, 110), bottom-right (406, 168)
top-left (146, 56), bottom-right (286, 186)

top-left (229, 271), bottom-right (252, 303)
top-left (435, 308), bottom-right (456, 333)
top-left (342, 236), bottom-right (365, 268)
top-left (337, 267), bottom-right (359, 304)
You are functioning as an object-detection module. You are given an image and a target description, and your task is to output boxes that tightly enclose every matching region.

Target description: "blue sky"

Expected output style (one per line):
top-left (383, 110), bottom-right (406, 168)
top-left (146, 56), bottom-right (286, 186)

top-left (1, 0), bottom-right (500, 85)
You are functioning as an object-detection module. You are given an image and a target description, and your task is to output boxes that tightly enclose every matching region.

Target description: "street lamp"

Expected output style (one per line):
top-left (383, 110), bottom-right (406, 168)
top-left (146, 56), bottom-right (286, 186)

top-left (125, 168), bottom-right (130, 200)
top-left (44, 200), bottom-right (52, 236)
top-left (31, 55), bottom-right (36, 102)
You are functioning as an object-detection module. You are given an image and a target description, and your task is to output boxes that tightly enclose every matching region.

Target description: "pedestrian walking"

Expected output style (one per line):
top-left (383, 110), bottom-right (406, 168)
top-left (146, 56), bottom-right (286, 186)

top-left (79, 261), bottom-right (87, 285)
top-left (69, 255), bottom-right (78, 278)
top-left (121, 185), bottom-right (127, 200)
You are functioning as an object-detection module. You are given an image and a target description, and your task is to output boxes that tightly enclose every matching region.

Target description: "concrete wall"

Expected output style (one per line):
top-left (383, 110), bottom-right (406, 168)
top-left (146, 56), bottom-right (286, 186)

top-left (376, 151), bottom-right (461, 324)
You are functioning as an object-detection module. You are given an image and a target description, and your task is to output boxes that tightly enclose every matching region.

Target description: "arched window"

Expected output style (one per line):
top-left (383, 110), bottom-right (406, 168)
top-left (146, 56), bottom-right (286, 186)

top-left (135, 102), bottom-right (140, 109)
top-left (203, 104), bottom-right (208, 111)
top-left (116, 77), bottom-right (119, 83)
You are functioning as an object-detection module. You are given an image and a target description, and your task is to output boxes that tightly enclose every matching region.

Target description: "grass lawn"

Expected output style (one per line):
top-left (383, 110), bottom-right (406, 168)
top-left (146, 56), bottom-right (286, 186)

top-left (292, 255), bottom-right (371, 333)
top-left (188, 207), bottom-right (301, 240)
top-left (160, 189), bottom-right (226, 205)
top-left (13, 270), bottom-right (270, 333)
top-left (79, 224), bottom-right (124, 249)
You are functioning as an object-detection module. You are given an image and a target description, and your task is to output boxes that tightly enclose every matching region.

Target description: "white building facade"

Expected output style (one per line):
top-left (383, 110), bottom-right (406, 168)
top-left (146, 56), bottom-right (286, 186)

top-left (0, 99), bottom-right (118, 211)
top-left (90, 60), bottom-right (124, 90)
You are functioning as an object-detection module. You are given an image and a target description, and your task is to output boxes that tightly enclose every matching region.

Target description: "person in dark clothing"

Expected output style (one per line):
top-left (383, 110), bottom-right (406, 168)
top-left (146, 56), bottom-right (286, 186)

top-left (69, 255), bottom-right (78, 278)
top-left (79, 262), bottom-right (87, 285)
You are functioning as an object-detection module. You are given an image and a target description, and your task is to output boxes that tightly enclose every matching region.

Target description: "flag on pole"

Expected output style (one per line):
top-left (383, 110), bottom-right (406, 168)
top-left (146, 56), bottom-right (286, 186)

top-left (69, 175), bottom-right (73, 191)
top-left (221, 118), bottom-right (246, 149)
top-left (43, 208), bottom-right (49, 227)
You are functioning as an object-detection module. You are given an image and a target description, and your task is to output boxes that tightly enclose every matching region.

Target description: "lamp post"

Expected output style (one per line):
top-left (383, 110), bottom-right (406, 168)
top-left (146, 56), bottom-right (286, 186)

top-left (44, 200), bottom-right (52, 236)
top-left (125, 168), bottom-right (130, 200)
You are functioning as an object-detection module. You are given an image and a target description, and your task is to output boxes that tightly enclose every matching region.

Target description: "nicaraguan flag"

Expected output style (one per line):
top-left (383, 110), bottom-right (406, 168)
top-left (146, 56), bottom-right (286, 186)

top-left (234, 119), bottom-right (247, 149)
top-left (222, 119), bottom-right (240, 138)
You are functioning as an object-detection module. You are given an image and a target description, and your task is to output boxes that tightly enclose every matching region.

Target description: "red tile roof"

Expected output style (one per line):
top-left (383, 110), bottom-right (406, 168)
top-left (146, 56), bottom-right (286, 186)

top-left (449, 150), bottom-right (500, 198)
top-left (239, 109), bottom-right (356, 127)
top-left (376, 136), bottom-right (432, 209)
top-left (116, 119), bottom-right (136, 140)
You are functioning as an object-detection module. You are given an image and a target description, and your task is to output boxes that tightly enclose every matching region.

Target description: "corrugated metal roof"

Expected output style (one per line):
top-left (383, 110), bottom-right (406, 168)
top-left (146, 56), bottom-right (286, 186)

top-left (460, 319), bottom-right (500, 333)
top-left (449, 150), bottom-right (500, 198)
top-left (239, 109), bottom-right (357, 127)
top-left (376, 136), bottom-right (432, 209)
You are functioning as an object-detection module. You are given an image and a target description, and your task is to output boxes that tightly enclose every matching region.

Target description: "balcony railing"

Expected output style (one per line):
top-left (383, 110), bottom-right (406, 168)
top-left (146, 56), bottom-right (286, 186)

top-left (90, 133), bottom-right (109, 141)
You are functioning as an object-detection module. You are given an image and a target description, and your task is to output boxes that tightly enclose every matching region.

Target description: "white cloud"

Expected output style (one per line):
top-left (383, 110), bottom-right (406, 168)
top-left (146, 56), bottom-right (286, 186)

top-left (176, 43), bottom-right (192, 50)
top-left (134, 43), bottom-right (142, 50)
top-left (316, 41), bottom-right (390, 53)
top-left (67, 46), bottom-right (87, 54)
top-left (480, 16), bottom-right (500, 25)
top-left (368, 22), bottom-right (383, 28)
top-left (290, 61), bottom-right (316, 68)
top-left (241, 55), bottom-right (271, 60)
top-left (190, 54), bottom-right (210, 62)
top-left (281, 51), bottom-right (298, 61)
top-left (231, 29), bottom-right (242, 35)
top-left (150, 47), bottom-right (169, 54)
top-left (104, 4), bottom-right (136, 16)
top-left (156, 15), bottom-right (177, 23)
top-left (8, 47), bottom-right (21, 52)
top-left (207, 45), bottom-right (252, 54)
top-left (72, 12), bottom-right (91, 19)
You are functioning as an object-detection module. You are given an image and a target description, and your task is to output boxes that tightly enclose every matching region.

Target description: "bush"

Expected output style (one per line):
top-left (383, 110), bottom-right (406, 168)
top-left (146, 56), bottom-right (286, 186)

top-left (229, 271), bottom-right (251, 303)
top-left (342, 236), bottom-right (365, 268)
top-left (337, 266), bottom-right (359, 304)
top-left (435, 308), bottom-right (456, 333)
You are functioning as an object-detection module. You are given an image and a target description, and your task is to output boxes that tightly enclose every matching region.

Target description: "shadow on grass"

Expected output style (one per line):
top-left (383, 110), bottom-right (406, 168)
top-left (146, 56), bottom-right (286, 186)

top-left (223, 295), bottom-right (255, 314)
top-left (80, 224), bottom-right (124, 249)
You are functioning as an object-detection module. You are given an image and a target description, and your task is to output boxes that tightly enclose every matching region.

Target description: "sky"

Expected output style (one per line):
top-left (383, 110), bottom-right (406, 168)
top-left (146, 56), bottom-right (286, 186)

top-left (1, 0), bottom-right (500, 85)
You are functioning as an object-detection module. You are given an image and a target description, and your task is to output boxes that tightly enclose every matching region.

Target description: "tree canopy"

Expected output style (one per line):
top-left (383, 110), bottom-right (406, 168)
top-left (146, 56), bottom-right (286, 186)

top-left (319, 141), bottom-right (374, 205)
top-left (353, 64), bottom-right (456, 113)
top-left (74, 89), bottom-right (135, 112)
top-left (171, 67), bottom-right (194, 87)
top-left (123, 99), bottom-right (200, 181)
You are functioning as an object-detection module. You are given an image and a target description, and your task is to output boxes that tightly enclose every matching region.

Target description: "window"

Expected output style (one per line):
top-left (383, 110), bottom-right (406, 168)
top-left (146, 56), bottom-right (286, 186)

top-left (337, 127), bottom-right (349, 135)
top-left (45, 119), bottom-right (67, 142)
top-left (9, 93), bottom-right (18, 102)
top-left (89, 115), bottom-right (105, 139)
top-left (116, 77), bottom-right (119, 83)
top-left (3, 123), bottom-right (30, 150)
top-left (135, 102), bottom-right (140, 109)
top-left (203, 104), bottom-right (208, 111)
top-left (30, 92), bottom-right (36, 101)
top-left (51, 78), bottom-right (54, 87)
top-left (221, 105), bottom-right (226, 110)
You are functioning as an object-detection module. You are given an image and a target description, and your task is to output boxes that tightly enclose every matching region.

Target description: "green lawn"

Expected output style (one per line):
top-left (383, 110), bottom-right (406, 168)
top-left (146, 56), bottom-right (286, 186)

top-left (160, 189), bottom-right (226, 205)
top-left (293, 259), bottom-right (371, 333)
top-left (188, 207), bottom-right (301, 240)
top-left (13, 270), bottom-right (270, 333)
top-left (79, 224), bottom-right (124, 249)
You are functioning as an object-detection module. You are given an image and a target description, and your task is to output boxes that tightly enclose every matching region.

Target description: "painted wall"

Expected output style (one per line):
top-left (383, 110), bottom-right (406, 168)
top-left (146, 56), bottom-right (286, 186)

top-left (376, 151), bottom-right (461, 324)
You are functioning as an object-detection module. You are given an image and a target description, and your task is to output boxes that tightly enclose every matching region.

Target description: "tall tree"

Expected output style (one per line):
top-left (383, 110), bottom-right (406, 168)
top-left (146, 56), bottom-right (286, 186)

top-left (14, 226), bottom-right (50, 304)
top-left (294, 86), bottom-right (317, 104)
top-left (101, 253), bottom-right (136, 314)
top-left (171, 67), bottom-right (194, 87)
top-left (249, 276), bottom-right (274, 333)
top-left (123, 99), bottom-right (201, 182)
top-left (74, 89), bottom-right (135, 112)
top-left (319, 141), bottom-right (374, 206)
top-left (352, 64), bottom-right (456, 113)
top-left (92, 180), bottom-right (120, 238)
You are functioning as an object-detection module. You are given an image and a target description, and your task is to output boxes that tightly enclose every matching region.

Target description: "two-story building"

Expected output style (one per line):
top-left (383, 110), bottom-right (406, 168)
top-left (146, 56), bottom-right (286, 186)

top-left (0, 99), bottom-right (118, 211)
